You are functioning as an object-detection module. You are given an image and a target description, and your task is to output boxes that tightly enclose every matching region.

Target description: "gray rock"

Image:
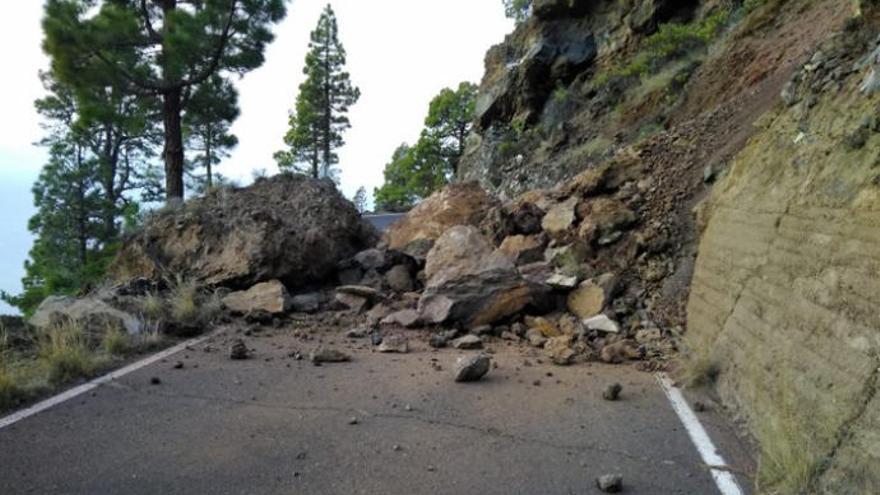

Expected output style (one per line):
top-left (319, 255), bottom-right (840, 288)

top-left (377, 335), bottom-right (409, 353)
top-left (30, 295), bottom-right (143, 335)
top-left (429, 334), bottom-right (448, 348)
top-left (229, 339), bottom-right (249, 360)
top-left (336, 285), bottom-right (380, 298)
top-left (345, 327), bottom-right (368, 339)
top-left (309, 347), bottom-right (351, 363)
top-left (583, 314), bottom-right (620, 334)
top-left (603, 383), bottom-right (623, 401)
top-left (335, 292), bottom-right (369, 313)
top-left (384, 264), bottom-right (414, 292)
top-left (354, 248), bottom-right (386, 270)
top-left (290, 292), bottom-right (322, 313)
top-left (452, 335), bottom-right (484, 350)
top-left (381, 309), bottom-right (421, 328)
top-left (546, 272), bottom-right (579, 290)
top-left (596, 473), bottom-right (623, 493)
top-left (453, 354), bottom-right (491, 382)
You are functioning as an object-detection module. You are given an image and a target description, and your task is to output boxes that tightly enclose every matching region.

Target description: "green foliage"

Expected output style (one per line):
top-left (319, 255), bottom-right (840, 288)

top-left (374, 83), bottom-right (476, 211)
top-left (275, 4), bottom-right (360, 183)
top-left (503, 0), bottom-right (532, 22)
top-left (595, 9), bottom-right (731, 84)
top-left (184, 75), bottom-right (240, 193)
top-left (43, 0), bottom-right (287, 201)
top-left (352, 187), bottom-right (368, 213)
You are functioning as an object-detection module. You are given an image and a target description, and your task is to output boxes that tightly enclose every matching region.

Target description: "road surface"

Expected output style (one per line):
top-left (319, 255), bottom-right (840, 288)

top-left (0, 326), bottom-right (754, 494)
top-left (364, 213), bottom-right (405, 231)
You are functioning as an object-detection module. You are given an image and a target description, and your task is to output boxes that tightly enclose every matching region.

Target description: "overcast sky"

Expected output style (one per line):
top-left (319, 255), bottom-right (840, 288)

top-left (0, 1), bottom-right (512, 314)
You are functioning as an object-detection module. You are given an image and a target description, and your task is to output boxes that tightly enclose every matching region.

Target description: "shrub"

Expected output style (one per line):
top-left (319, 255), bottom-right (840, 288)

top-left (141, 293), bottom-right (166, 321)
top-left (38, 322), bottom-right (100, 386)
top-left (101, 326), bottom-right (132, 356)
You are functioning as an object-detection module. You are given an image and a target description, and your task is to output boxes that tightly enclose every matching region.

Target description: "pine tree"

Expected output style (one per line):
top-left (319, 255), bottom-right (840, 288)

top-left (275, 3), bottom-right (360, 182)
top-left (503, 0), bottom-right (532, 22)
top-left (374, 83), bottom-right (476, 210)
top-left (352, 186), bottom-right (367, 213)
top-left (184, 75), bottom-right (240, 192)
top-left (43, 0), bottom-right (287, 203)
top-left (424, 82), bottom-right (477, 175)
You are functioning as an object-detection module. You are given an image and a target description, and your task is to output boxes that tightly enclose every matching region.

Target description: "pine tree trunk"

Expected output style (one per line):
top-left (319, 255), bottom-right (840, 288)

top-left (163, 87), bottom-right (185, 202)
top-left (205, 131), bottom-right (213, 190)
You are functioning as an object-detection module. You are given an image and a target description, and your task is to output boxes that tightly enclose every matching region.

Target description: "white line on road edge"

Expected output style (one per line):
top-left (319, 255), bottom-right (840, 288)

top-left (0, 335), bottom-right (211, 430)
top-left (656, 373), bottom-right (745, 495)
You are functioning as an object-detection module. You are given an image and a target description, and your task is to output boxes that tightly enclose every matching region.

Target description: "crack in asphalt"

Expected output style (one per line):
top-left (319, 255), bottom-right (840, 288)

top-left (136, 388), bottom-right (688, 468)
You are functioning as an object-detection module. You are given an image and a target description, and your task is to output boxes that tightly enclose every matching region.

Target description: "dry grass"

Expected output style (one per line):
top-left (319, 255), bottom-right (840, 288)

top-left (141, 292), bottom-right (166, 321)
top-left (747, 357), bottom-right (827, 495)
top-left (37, 321), bottom-right (103, 386)
top-left (101, 325), bottom-right (132, 356)
top-left (676, 334), bottom-right (721, 388)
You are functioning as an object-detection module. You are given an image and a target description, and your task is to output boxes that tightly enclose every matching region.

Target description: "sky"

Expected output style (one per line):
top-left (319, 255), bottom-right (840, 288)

top-left (0, 1), bottom-right (513, 314)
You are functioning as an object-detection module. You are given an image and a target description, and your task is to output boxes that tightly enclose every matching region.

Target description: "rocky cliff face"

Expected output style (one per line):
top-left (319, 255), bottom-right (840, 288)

top-left (462, 0), bottom-right (876, 492)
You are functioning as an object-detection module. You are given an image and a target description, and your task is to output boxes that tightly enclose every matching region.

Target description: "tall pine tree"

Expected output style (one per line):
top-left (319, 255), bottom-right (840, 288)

top-left (42, 0), bottom-right (287, 203)
top-left (184, 75), bottom-right (240, 192)
top-left (275, 4), bottom-right (359, 182)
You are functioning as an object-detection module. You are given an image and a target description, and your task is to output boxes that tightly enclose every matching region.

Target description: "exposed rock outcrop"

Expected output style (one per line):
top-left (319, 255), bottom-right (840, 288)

top-left (112, 174), bottom-right (378, 290)
top-left (418, 225), bottom-right (534, 326)
top-left (383, 182), bottom-right (499, 259)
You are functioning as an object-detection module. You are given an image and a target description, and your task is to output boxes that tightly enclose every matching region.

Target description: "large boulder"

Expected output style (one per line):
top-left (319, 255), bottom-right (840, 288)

top-left (222, 280), bottom-right (290, 315)
top-left (418, 226), bottom-right (532, 326)
top-left (30, 296), bottom-right (143, 335)
top-left (383, 183), bottom-right (499, 259)
top-left (112, 175), bottom-right (378, 289)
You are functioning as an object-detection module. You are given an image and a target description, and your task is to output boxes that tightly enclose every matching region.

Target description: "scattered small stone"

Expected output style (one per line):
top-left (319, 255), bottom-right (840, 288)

top-left (371, 334), bottom-right (383, 346)
top-left (452, 334), bottom-right (483, 350)
top-left (429, 334), bottom-right (448, 348)
top-left (345, 327), bottom-right (367, 339)
top-left (150, 377), bottom-right (161, 385)
top-left (348, 416), bottom-right (359, 425)
top-left (404, 404), bottom-right (413, 412)
top-left (583, 314), bottom-right (620, 334)
top-left (229, 339), bottom-right (249, 360)
top-left (603, 383), bottom-right (623, 401)
top-left (378, 334), bottom-right (409, 353)
top-left (596, 473), bottom-right (623, 493)
top-left (392, 444), bottom-right (402, 451)
top-left (532, 379), bottom-right (541, 386)
top-left (694, 401), bottom-right (707, 412)
top-left (172, 361), bottom-right (184, 369)
top-left (309, 347), bottom-right (351, 364)
top-left (453, 354), bottom-right (491, 382)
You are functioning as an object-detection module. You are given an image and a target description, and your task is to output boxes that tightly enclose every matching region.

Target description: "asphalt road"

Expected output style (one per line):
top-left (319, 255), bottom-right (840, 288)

top-left (364, 213), bottom-right (405, 231)
top-left (0, 327), bottom-right (753, 495)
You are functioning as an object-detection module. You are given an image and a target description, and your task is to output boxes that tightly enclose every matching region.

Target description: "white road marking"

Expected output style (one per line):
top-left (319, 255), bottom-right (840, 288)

top-left (657, 373), bottom-right (745, 495)
top-left (0, 335), bottom-right (211, 430)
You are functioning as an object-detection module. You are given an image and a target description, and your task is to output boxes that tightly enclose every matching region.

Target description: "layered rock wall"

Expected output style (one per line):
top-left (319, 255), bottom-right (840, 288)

top-left (687, 16), bottom-right (880, 492)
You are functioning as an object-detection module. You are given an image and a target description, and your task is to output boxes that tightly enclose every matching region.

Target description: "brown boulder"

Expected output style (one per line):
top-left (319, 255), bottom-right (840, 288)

top-left (541, 196), bottom-right (579, 238)
top-left (497, 234), bottom-right (547, 266)
top-left (383, 183), bottom-right (499, 259)
top-left (112, 175), bottom-right (377, 289)
top-left (222, 280), bottom-right (290, 315)
top-left (418, 226), bottom-right (532, 326)
top-left (578, 197), bottom-right (637, 244)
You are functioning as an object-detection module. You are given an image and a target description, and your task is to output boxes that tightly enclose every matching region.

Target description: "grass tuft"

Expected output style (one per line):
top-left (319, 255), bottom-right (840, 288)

top-left (101, 325), bottom-right (132, 356)
top-left (38, 322), bottom-right (101, 386)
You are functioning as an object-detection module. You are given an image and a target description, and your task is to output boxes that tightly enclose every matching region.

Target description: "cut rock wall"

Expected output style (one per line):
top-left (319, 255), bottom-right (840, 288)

top-left (687, 20), bottom-right (880, 492)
